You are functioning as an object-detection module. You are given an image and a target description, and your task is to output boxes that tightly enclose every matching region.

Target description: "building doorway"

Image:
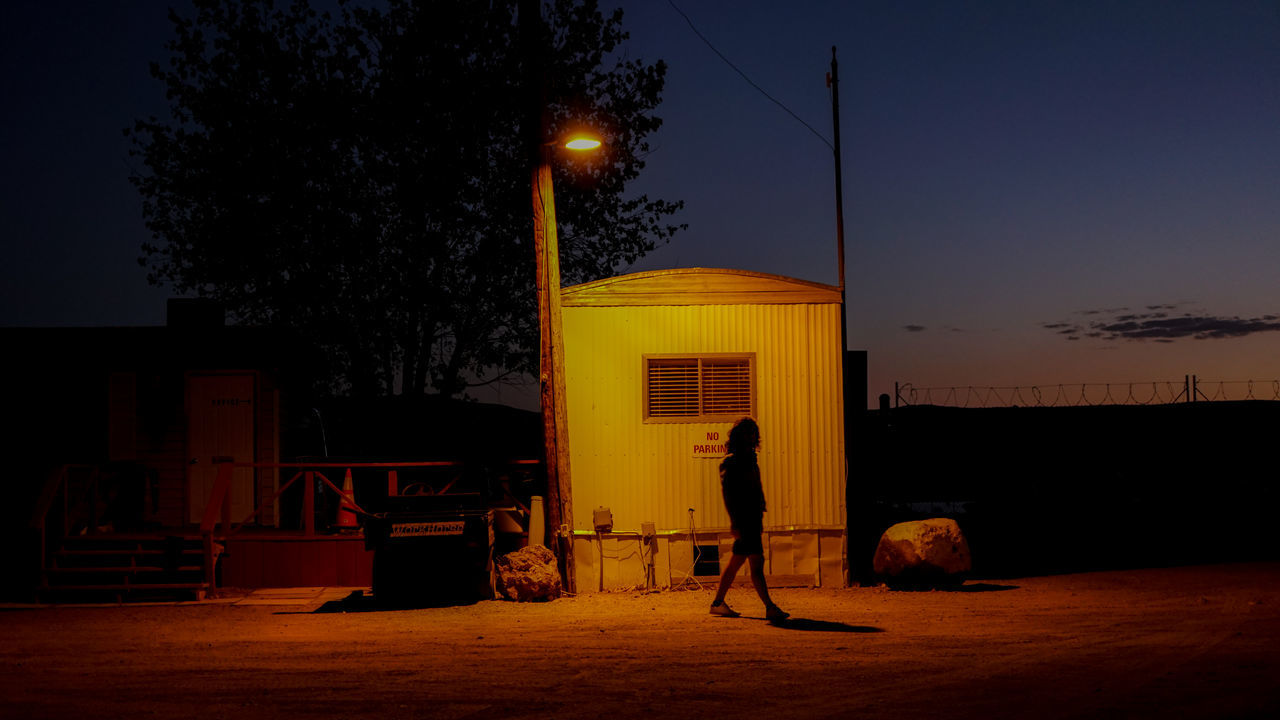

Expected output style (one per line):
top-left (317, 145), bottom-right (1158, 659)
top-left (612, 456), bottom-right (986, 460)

top-left (187, 374), bottom-right (256, 524)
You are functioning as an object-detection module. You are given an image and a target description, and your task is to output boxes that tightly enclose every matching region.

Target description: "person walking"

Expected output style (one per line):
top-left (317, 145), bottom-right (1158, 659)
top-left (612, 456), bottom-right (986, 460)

top-left (710, 417), bottom-right (789, 623)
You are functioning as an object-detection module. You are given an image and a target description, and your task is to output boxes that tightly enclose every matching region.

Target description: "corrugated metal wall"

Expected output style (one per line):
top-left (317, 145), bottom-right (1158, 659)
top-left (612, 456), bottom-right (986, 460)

top-left (563, 302), bottom-right (845, 534)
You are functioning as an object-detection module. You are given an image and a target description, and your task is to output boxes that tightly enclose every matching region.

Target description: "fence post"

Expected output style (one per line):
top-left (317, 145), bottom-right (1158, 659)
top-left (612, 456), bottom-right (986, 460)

top-left (87, 466), bottom-right (100, 534)
top-left (221, 466), bottom-right (232, 534)
top-left (303, 470), bottom-right (316, 537)
top-left (201, 463), bottom-right (234, 593)
top-left (203, 530), bottom-right (215, 591)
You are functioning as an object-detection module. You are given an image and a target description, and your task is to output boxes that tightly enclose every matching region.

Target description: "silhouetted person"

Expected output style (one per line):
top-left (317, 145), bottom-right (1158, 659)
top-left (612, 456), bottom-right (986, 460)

top-left (710, 418), bottom-right (789, 623)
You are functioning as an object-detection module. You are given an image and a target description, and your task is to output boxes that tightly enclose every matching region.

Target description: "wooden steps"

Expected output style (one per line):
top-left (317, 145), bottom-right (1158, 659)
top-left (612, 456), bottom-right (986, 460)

top-left (41, 535), bottom-right (211, 603)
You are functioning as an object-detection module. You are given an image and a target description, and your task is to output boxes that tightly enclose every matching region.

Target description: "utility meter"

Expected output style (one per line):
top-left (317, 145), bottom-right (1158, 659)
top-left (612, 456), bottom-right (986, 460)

top-left (593, 506), bottom-right (613, 533)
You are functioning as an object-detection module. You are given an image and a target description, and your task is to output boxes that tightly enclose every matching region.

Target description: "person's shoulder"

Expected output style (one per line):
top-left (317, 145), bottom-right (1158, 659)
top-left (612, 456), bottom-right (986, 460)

top-left (719, 452), bottom-right (738, 471)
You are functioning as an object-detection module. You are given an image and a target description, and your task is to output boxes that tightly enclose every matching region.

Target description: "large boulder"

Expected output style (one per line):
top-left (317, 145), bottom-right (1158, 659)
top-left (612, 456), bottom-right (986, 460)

top-left (873, 518), bottom-right (972, 587)
top-left (495, 545), bottom-right (562, 602)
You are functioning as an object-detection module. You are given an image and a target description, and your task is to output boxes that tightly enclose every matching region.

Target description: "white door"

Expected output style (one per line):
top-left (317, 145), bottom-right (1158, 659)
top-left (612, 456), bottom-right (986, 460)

top-left (187, 374), bottom-right (255, 524)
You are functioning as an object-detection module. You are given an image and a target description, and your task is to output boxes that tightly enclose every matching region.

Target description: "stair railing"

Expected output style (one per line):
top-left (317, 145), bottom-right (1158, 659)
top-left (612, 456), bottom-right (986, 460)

top-left (29, 464), bottom-right (102, 598)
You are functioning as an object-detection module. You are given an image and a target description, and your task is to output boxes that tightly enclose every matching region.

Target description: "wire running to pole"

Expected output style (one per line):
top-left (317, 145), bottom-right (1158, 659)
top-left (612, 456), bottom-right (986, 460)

top-left (666, 0), bottom-right (833, 150)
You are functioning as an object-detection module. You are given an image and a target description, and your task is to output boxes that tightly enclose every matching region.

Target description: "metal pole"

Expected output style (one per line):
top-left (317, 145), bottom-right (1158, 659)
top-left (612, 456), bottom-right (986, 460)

top-left (830, 47), bottom-right (847, 316)
top-left (829, 48), bottom-right (850, 388)
top-left (830, 47), bottom-right (853, 587)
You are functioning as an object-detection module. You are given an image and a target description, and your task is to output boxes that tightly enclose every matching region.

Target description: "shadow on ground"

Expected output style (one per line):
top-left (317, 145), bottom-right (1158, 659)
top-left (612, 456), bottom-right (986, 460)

top-left (279, 591), bottom-right (488, 614)
top-left (774, 617), bottom-right (883, 633)
top-left (882, 581), bottom-right (1019, 593)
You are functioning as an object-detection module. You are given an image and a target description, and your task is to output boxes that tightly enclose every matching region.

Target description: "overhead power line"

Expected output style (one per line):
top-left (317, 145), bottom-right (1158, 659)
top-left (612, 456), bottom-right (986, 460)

top-left (666, 0), bottom-right (833, 150)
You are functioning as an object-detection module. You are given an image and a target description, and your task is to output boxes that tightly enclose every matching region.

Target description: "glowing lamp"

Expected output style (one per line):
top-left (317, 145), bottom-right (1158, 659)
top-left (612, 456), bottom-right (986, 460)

top-left (563, 136), bottom-right (602, 151)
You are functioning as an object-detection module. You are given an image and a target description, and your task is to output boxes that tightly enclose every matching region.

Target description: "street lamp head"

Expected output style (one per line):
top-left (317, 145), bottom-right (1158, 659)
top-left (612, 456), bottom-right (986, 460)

top-left (562, 133), bottom-right (602, 151)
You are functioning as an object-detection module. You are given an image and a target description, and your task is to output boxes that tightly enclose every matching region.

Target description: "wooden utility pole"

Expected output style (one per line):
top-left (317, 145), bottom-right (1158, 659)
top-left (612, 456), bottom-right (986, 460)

top-left (523, 0), bottom-right (575, 592)
top-left (531, 151), bottom-right (575, 592)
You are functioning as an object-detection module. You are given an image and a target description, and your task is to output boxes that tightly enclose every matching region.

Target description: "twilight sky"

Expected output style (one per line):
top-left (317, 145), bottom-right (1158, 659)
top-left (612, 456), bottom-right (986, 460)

top-left (2, 1), bottom-right (1278, 407)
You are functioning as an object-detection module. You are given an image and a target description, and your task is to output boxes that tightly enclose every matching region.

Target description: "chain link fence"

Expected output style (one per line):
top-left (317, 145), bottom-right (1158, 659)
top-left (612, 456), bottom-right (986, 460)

top-left (893, 375), bottom-right (1280, 408)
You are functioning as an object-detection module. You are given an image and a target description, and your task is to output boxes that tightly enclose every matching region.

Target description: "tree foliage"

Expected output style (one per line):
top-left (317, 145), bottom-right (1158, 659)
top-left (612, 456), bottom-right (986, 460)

top-left (129, 0), bottom-right (683, 397)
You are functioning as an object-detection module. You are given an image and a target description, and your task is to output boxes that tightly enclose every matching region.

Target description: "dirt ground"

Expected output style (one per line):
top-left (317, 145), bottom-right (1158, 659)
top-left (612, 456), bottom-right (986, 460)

top-left (3, 562), bottom-right (1278, 719)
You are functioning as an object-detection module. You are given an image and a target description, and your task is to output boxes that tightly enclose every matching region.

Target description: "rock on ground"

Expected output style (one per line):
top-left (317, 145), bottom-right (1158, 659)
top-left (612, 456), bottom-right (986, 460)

top-left (495, 544), bottom-right (562, 601)
top-left (873, 517), bottom-right (972, 586)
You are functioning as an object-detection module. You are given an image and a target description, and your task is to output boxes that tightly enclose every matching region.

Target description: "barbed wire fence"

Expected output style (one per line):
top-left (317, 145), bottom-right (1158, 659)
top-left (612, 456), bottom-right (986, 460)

top-left (892, 375), bottom-right (1280, 409)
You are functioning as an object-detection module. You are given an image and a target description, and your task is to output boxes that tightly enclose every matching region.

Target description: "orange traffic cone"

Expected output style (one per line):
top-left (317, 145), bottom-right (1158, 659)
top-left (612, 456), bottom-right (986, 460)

top-left (335, 469), bottom-right (359, 532)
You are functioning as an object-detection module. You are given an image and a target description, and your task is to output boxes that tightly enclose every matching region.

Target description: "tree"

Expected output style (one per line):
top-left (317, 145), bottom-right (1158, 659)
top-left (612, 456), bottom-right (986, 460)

top-left (128, 0), bottom-right (683, 397)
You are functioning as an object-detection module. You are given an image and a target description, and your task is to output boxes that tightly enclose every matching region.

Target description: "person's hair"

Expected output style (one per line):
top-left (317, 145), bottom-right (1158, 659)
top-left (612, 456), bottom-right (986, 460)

top-left (726, 417), bottom-right (760, 455)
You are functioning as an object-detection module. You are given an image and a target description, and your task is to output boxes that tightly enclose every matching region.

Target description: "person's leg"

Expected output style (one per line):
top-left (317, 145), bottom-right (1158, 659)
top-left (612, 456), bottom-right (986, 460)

top-left (747, 554), bottom-right (773, 606)
top-left (713, 553), bottom-right (747, 605)
top-left (748, 554), bottom-right (789, 621)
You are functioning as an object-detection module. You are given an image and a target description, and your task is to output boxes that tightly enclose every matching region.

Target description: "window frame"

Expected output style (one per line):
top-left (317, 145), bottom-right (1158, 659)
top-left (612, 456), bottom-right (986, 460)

top-left (642, 353), bottom-right (756, 423)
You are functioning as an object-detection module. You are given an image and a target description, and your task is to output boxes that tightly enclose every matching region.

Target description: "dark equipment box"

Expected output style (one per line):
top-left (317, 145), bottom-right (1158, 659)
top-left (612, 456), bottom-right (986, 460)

top-left (362, 493), bottom-right (493, 606)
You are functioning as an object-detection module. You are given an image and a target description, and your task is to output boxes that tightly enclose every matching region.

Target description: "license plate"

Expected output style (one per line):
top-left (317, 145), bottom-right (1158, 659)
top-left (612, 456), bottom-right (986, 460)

top-left (390, 521), bottom-right (466, 537)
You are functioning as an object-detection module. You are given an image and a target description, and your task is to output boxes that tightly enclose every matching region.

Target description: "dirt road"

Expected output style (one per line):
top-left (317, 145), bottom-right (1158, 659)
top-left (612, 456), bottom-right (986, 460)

top-left (3, 563), bottom-right (1278, 719)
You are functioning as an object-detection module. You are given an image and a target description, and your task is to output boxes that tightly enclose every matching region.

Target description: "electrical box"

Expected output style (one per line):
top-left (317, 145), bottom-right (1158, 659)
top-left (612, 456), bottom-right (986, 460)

top-left (593, 506), bottom-right (613, 533)
top-left (641, 521), bottom-right (656, 539)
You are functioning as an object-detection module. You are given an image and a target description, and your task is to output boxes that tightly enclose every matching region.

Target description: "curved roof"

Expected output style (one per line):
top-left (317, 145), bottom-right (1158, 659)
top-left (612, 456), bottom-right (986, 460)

top-left (560, 268), bottom-right (841, 307)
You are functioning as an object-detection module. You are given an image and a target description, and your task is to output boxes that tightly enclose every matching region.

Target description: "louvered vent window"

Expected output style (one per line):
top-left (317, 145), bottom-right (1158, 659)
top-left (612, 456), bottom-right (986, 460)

top-left (645, 355), bottom-right (754, 421)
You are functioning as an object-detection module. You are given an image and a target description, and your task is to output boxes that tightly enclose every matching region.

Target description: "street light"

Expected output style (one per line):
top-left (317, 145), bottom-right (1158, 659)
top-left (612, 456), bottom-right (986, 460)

top-left (563, 136), bottom-right (602, 151)
top-left (531, 129), bottom-right (600, 594)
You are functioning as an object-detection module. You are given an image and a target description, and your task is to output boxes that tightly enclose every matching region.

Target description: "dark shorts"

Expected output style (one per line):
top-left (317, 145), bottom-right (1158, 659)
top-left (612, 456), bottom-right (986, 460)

top-left (731, 525), bottom-right (764, 556)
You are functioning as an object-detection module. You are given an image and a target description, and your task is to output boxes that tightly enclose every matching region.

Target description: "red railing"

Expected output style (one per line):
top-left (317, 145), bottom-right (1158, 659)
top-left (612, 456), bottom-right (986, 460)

top-left (30, 464), bottom-right (105, 592)
top-left (198, 460), bottom-right (540, 590)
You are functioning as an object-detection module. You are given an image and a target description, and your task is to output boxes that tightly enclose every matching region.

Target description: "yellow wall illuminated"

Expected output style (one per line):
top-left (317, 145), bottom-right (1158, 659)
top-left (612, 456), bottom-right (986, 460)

top-left (562, 299), bottom-right (845, 535)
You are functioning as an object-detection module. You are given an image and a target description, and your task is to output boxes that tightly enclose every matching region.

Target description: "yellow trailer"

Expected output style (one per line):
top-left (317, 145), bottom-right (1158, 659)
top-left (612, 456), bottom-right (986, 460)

top-left (560, 268), bottom-right (846, 591)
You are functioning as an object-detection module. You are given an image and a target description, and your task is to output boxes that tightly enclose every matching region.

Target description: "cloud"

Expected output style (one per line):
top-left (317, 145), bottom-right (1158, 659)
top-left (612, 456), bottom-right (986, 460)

top-left (903, 324), bottom-right (926, 333)
top-left (1044, 305), bottom-right (1280, 342)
